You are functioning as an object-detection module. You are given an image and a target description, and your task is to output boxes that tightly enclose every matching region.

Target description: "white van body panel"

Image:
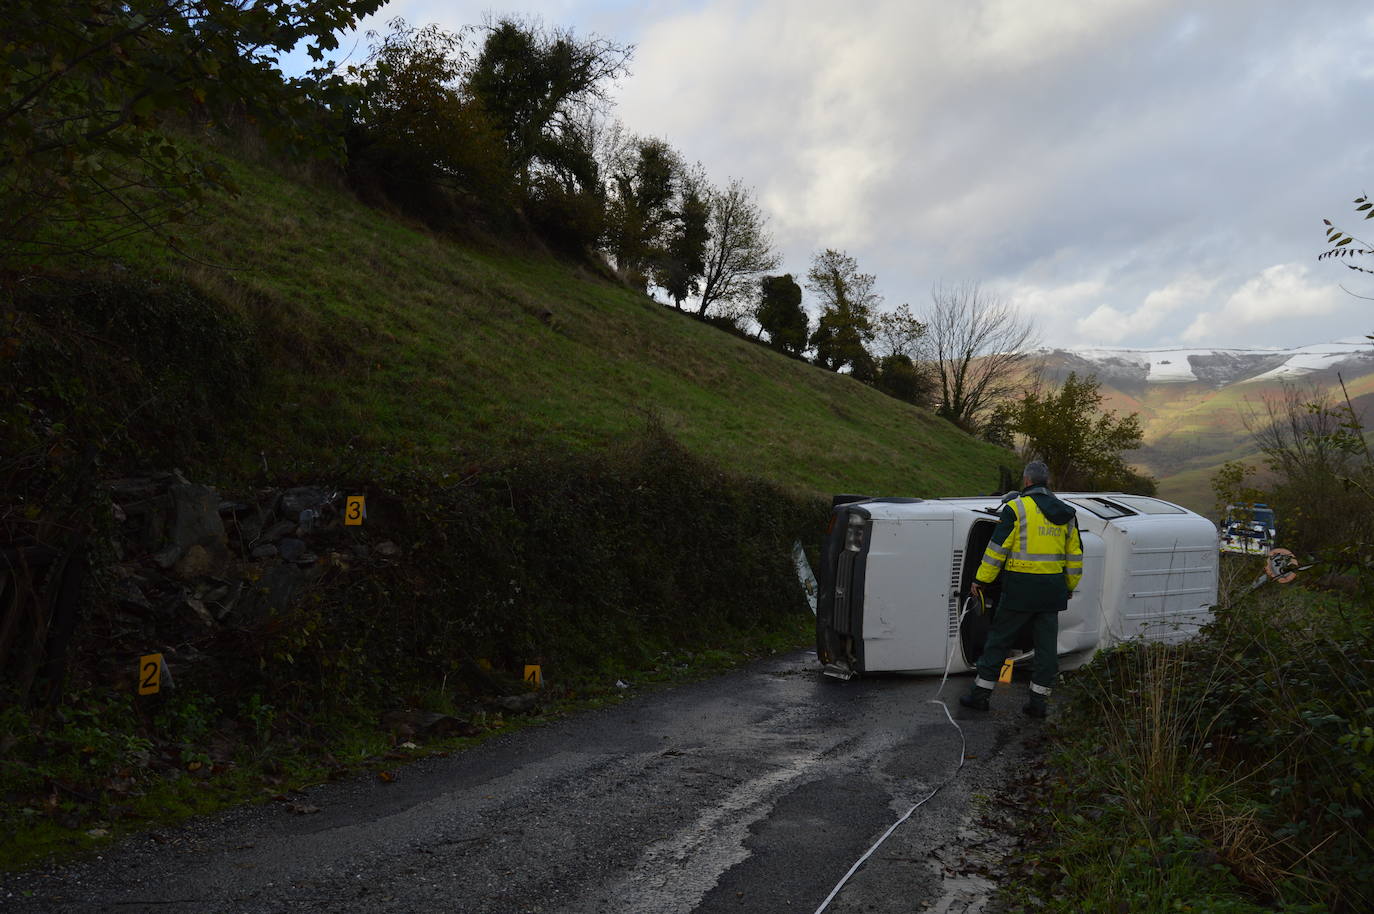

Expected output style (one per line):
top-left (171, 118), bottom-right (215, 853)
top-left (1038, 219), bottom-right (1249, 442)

top-left (827, 493), bottom-right (1218, 675)
top-left (859, 516), bottom-right (954, 672)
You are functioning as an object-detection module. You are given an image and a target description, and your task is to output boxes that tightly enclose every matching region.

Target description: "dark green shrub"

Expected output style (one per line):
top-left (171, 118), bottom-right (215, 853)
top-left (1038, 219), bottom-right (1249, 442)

top-left (1, 274), bottom-right (260, 468)
top-left (267, 423), bottom-right (825, 709)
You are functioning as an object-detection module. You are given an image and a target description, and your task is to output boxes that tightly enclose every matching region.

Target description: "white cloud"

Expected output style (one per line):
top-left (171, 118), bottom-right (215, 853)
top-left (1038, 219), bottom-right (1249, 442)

top-left (1182, 264), bottom-right (1346, 343)
top-left (1142, 275), bottom-right (1217, 314)
top-left (1072, 274), bottom-right (1217, 344)
top-left (1005, 279), bottom-right (1106, 322)
top-left (1076, 306), bottom-right (1139, 345)
top-left (304, 0), bottom-right (1374, 349)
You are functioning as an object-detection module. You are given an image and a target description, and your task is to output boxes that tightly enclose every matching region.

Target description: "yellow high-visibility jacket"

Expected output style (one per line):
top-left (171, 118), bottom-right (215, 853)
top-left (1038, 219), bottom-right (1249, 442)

top-left (976, 488), bottom-right (1083, 598)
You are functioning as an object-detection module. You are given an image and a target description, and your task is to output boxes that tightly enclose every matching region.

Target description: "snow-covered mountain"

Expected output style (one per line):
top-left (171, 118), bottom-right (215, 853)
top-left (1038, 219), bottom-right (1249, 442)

top-left (1041, 338), bottom-right (1374, 389)
top-left (1029, 338), bottom-right (1374, 514)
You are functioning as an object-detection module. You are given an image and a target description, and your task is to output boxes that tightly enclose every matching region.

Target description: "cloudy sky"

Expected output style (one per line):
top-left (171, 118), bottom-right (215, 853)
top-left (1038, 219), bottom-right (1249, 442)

top-left (307, 0), bottom-right (1374, 349)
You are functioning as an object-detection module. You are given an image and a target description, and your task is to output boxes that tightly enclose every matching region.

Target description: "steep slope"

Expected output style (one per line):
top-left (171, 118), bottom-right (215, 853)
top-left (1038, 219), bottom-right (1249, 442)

top-left (95, 144), bottom-right (1009, 498)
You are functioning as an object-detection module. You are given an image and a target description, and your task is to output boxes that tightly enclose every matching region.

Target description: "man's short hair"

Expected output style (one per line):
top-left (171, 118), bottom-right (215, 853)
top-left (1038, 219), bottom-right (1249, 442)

top-left (1023, 460), bottom-right (1050, 486)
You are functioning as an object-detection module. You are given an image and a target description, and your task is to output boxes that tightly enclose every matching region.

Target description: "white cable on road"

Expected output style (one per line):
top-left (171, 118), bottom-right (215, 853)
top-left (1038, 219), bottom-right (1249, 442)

top-left (811, 597), bottom-right (978, 914)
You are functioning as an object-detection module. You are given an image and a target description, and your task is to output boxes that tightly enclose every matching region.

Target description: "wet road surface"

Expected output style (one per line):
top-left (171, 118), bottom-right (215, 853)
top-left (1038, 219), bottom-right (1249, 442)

top-left (1, 650), bottom-right (1040, 913)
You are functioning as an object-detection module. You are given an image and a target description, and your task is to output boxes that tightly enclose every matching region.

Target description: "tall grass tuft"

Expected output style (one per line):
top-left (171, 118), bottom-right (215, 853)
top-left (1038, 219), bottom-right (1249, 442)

top-left (1012, 564), bottom-right (1373, 913)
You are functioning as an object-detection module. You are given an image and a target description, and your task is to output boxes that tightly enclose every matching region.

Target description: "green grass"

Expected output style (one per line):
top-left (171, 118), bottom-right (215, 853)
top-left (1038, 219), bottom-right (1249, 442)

top-left (998, 561), bottom-right (1374, 912)
top-left (91, 132), bottom-right (1010, 498)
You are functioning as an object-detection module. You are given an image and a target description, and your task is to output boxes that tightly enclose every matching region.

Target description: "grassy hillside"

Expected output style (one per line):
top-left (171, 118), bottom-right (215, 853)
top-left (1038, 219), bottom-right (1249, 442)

top-left (93, 139), bottom-right (1009, 498)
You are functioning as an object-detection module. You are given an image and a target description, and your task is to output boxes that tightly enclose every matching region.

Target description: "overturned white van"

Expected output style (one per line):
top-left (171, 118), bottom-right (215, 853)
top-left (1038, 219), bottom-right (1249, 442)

top-left (814, 493), bottom-right (1219, 678)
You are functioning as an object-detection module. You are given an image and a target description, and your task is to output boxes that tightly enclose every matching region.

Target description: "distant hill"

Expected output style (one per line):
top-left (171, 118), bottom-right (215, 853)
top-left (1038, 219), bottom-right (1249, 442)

top-left (1035, 340), bottom-right (1374, 512)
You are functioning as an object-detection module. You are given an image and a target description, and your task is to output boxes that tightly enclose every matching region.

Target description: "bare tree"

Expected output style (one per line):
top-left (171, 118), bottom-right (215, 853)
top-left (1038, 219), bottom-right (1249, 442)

top-left (1243, 382), bottom-right (1362, 482)
top-left (697, 179), bottom-right (780, 317)
top-left (924, 282), bottom-right (1036, 430)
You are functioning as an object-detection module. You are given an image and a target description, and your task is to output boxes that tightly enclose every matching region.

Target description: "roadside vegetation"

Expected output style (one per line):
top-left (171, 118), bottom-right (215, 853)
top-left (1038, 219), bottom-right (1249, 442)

top-left (1000, 366), bottom-right (1374, 912)
top-left (987, 370), bottom-right (1155, 494)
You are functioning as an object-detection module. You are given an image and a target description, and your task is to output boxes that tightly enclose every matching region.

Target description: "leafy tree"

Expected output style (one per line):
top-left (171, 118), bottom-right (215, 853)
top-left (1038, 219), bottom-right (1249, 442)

top-left (466, 17), bottom-right (631, 192)
top-left (925, 281), bottom-right (1036, 430)
top-left (1317, 195), bottom-right (1374, 346)
top-left (1319, 194), bottom-right (1374, 286)
top-left (980, 401), bottom-right (1019, 449)
top-left (847, 348), bottom-right (878, 384)
top-left (697, 180), bottom-right (780, 317)
top-left (1, 0), bottom-right (384, 267)
top-left (1013, 372), bottom-right (1146, 491)
top-left (345, 19), bottom-right (510, 221)
top-left (874, 354), bottom-right (933, 407)
top-left (655, 167), bottom-right (710, 308)
top-left (806, 249), bottom-right (878, 373)
top-left (1210, 460), bottom-right (1266, 520)
top-left (524, 113), bottom-right (606, 254)
top-left (871, 303), bottom-right (927, 359)
top-left (869, 302), bottom-right (933, 406)
top-left (605, 135), bottom-right (681, 287)
top-left (756, 274), bottom-right (807, 356)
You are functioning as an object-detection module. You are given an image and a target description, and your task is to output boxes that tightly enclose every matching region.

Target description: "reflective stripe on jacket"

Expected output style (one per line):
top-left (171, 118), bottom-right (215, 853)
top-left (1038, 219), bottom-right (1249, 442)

top-left (977, 492), bottom-right (1083, 591)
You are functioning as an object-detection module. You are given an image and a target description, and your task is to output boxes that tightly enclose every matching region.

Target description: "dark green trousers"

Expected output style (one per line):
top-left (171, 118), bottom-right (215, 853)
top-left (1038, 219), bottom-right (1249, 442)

top-left (974, 607), bottom-right (1058, 690)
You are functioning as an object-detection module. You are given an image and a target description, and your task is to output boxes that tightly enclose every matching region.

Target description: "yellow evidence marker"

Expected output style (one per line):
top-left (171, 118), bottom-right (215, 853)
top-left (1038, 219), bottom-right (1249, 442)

top-left (345, 496), bottom-right (365, 526)
top-left (139, 653), bottom-right (163, 695)
top-left (524, 664), bottom-right (543, 687)
top-left (998, 657), bottom-right (1015, 684)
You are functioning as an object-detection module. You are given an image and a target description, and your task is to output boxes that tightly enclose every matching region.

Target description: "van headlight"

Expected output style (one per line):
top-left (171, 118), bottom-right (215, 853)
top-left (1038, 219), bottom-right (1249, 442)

top-left (845, 514), bottom-right (868, 552)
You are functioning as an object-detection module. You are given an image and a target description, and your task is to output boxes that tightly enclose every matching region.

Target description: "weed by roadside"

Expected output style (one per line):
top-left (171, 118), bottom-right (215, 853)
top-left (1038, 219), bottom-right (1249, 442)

top-left (996, 564), bottom-right (1373, 913)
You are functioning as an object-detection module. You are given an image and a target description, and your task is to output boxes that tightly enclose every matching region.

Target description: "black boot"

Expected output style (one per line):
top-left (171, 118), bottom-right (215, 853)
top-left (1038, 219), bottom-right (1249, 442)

top-left (959, 684), bottom-right (991, 711)
top-left (1022, 693), bottom-right (1048, 718)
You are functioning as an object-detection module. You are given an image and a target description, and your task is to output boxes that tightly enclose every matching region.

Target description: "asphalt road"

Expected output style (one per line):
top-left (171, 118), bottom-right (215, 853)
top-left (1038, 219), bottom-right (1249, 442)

top-left (0, 650), bottom-right (1040, 914)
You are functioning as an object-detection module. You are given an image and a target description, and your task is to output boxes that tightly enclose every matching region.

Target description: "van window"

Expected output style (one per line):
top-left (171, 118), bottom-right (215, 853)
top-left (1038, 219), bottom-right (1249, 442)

top-left (1065, 497), bottom-right (1136, 519)
top-left (1109, 496), bottom-right (1186, 515)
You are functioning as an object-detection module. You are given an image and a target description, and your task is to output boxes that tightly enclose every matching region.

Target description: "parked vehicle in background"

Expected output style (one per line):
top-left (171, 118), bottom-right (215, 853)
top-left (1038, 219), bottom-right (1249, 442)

top-left (1219, 502), bottom-right (1277, 555)
top-left (814, 493), bottom-right (1219, 679)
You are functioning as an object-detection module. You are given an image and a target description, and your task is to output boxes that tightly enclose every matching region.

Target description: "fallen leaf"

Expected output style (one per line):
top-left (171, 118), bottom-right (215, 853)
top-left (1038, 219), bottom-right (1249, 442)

top-left (378, 770), bottom-right (396, 783)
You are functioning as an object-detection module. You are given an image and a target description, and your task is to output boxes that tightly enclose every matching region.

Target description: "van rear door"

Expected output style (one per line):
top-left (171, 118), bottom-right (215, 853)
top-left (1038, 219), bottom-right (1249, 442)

top-left (858, 515), bottom-right (954, 673)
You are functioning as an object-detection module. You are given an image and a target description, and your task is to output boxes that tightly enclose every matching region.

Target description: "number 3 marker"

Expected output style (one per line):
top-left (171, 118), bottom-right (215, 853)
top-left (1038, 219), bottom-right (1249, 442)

top-left (345, 496), bottom-right (365, 526)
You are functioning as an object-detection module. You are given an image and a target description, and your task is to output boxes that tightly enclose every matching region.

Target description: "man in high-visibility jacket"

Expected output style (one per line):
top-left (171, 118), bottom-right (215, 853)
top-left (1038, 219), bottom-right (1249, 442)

top-left (959, 460), bottom-right (1083, 718)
